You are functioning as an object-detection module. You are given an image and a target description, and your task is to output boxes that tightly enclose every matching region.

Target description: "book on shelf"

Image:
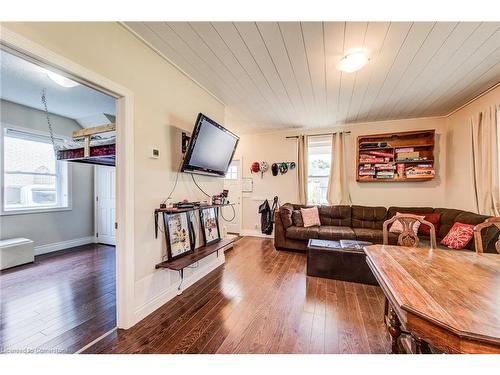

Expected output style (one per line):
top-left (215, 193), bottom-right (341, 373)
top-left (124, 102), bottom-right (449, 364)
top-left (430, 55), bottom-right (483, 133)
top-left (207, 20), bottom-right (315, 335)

top-left (376, 175), bottom-right (394, 179)
top-left (396, 157), bottom-right (428, 162)
top-left (395, 147), bottom-right (414, 153)
top-left (367, 151), bottom-right (393, 158)
top-left (397, 151), bottom-right (419, 159)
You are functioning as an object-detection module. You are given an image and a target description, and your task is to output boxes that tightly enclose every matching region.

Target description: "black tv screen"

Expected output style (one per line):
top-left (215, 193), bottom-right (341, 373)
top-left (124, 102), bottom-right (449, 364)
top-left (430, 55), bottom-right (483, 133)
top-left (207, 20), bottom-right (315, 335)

top-left (181, 113), bottom-right (239, 177)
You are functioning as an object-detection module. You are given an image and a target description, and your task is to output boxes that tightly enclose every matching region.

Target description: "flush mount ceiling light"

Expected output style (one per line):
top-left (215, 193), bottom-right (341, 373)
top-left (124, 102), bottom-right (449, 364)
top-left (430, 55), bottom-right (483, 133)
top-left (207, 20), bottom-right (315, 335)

top-left (46, 70), bottom-right (80, 88)
top-left (338, 51), bottom-right (369, 73)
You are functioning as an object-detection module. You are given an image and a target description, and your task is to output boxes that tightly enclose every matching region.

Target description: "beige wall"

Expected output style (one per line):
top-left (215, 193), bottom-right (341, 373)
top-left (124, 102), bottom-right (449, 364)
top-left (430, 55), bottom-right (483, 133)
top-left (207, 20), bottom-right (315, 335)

top-left (0, 100), bottom-right (95, 250)
top-left (1, 22), bottom-right (226, 319)
top-left (445, 85), bottom-right (500, 212)
top-left (234, 116), bottom-right (448, 232)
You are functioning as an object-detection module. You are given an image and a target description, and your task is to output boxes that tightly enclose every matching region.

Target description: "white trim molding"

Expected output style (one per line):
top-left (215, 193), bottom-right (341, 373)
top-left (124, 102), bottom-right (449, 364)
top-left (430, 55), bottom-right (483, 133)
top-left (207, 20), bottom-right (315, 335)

top-left (240, 229), bottom-right (274, 238)
top-left (34, 236), bottom-right (97, 256)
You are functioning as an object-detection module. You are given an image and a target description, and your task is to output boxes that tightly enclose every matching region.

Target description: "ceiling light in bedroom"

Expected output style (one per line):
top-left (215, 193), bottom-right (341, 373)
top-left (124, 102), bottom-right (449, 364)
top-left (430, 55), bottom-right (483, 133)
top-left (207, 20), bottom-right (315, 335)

top-left (46, 70), bottom-right (80, 88)
top-left (338, 51), bottom-right (369, 73)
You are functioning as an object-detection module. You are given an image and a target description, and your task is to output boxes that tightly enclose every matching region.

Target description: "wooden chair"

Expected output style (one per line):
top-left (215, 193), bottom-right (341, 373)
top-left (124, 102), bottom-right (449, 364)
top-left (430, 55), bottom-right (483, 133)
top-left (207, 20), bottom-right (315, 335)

top-left (382, 214), bottom-right (437, 353)
top-left (473, 217), bottom-right (500, 254)
top-left (383, 214), bottom-right (437, 250)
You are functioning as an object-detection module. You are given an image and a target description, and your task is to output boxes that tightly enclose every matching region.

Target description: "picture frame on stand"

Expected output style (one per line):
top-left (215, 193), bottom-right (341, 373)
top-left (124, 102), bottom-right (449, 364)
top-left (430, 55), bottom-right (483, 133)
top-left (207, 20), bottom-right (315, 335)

top-left (163, 212), bottom-right (195, 261)
top-left (199, 207), bottom-right (221, 246)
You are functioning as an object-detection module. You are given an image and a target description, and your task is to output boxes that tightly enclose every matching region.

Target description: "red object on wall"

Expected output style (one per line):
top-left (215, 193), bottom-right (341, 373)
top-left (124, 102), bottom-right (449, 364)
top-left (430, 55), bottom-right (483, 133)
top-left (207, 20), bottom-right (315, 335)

top-left (250, 162), bottom-right (260, 173)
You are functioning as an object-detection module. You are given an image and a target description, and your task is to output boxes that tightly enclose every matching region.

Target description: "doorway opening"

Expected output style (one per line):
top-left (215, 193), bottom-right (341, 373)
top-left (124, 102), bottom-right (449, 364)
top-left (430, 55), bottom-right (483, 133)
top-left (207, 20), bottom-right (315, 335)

top-left (0, 47), bottom-right (118, 353)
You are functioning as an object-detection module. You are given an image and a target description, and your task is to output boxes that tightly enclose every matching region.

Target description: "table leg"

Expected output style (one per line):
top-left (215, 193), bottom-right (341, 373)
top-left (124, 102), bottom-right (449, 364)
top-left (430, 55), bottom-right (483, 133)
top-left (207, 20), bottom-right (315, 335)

top-left (388, 306), bottom-right (401, 354)
top-left (414, 336), bottom-right (431, 354)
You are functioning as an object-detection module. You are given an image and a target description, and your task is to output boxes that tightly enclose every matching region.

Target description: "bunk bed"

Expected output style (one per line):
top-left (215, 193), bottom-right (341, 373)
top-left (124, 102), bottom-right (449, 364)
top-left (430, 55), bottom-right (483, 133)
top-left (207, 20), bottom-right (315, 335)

top-left (56, 124), bottom-right (116, 166)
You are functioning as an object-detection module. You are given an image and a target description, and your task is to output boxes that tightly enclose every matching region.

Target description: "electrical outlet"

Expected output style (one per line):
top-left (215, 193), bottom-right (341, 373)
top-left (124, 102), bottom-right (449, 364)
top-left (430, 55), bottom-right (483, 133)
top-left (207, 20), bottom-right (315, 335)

top-left (150, 147), bottom-right (160, 159)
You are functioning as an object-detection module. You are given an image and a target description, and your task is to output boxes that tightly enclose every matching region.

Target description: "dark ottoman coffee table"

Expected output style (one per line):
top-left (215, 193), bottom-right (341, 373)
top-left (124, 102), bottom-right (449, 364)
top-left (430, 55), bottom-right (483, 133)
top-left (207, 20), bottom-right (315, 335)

top-left (307, 239), bottom-right (378, 285)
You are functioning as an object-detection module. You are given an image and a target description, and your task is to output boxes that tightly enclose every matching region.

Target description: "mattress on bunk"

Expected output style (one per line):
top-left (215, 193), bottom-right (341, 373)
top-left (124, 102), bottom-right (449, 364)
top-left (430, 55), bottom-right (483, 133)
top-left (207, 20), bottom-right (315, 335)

top-left (56, 137), bottom-right (115, 160)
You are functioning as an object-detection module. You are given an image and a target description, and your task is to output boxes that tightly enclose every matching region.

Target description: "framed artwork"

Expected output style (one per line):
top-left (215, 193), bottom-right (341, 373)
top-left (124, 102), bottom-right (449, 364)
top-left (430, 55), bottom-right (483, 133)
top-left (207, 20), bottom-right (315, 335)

top-left (200, 207), bottom-right (221, 246)
top-left (163, 212), bottom-right (194, 261)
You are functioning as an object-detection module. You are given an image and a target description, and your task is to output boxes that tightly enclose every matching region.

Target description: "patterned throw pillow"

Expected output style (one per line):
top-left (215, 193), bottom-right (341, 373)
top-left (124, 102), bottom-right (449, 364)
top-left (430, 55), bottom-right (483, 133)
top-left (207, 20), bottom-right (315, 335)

top-left (440, 222), bottom-right (475, 249)
top-left (300, 207), bottom-right (321, 228)
top-left (389, 212), bottom-right (425, 234)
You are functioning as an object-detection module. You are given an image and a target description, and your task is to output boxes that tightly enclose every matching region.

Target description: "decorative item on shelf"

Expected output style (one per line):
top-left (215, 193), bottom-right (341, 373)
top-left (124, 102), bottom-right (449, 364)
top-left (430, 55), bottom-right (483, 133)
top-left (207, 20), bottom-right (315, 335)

top-left (163, 211), bottom-right (195, 261)
top-left (212, 189), bottom-right (228, 205)
top-left (199, 207), bottom-right (221, 246)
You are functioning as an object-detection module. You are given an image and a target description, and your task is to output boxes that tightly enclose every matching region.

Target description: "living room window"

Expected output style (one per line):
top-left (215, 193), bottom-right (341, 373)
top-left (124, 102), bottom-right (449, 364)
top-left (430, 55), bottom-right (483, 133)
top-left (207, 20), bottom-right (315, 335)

top-left (307, 135), bottom-right (332, 205)
top-left (1, 127), bottom-right (70, 214)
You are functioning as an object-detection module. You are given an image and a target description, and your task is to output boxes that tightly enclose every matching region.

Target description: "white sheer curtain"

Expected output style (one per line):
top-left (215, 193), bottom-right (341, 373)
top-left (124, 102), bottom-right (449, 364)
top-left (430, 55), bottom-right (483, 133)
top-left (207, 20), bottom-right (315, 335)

top-left (471, 105), bottom-right (500, 216)
top-left (297, 135), bottom-right (308, 204)
top-left (327, 132), bottom-right (351, 205)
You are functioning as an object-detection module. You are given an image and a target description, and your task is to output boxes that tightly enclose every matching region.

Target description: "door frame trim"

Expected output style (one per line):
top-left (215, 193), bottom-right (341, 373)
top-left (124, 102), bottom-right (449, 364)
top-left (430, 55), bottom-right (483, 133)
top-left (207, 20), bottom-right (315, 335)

top-left (0, 26), bottom-right (136, 329)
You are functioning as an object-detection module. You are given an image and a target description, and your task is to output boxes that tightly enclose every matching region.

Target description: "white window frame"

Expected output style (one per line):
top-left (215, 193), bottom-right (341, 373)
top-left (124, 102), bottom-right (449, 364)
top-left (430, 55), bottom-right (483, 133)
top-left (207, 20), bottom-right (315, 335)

top-left (307, 135), bottom-right (333, 205)
top-left (225, 165), bottom-right (238, 180)
top-left (0, 123), bottom-right (72, 216)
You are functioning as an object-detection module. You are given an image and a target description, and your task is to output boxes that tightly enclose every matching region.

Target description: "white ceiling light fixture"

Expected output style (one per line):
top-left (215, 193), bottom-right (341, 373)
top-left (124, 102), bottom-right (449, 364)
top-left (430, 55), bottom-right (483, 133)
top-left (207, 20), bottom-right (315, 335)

top-left (338, 51), bottom-right (369, 73)
top-left (46, 70), bottom-right (80, 88)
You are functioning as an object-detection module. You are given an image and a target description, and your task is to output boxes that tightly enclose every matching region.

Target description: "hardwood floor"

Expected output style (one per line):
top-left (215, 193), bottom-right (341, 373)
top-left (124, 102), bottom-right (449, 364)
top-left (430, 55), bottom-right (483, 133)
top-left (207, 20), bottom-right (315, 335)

top-left (0, 244), bottom-right (116, 354)
top-left (85, 237), bottom-right (390, 354)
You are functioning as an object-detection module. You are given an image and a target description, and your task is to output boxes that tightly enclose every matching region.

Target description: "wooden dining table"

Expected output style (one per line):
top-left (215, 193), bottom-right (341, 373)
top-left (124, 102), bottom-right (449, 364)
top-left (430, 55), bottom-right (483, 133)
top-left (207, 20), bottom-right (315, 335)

top-left (364, 244), bottom-right (500, 354)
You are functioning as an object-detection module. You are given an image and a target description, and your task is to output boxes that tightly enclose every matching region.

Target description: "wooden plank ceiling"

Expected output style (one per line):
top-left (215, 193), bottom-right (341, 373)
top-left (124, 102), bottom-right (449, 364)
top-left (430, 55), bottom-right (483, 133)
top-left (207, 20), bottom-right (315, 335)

top-left (125, 22), bottom-right (500, 132)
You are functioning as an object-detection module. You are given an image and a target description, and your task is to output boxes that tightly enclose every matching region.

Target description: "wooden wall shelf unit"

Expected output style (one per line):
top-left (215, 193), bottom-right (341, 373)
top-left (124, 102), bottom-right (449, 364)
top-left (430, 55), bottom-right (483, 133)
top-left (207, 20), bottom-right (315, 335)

top-left (356, 130), bottom-right (435, 183)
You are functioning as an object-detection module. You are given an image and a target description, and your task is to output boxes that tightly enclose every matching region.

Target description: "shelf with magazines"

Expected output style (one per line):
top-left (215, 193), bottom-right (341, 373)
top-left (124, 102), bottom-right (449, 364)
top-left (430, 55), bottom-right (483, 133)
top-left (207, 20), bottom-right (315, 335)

top-left (356, 130), bottom-right (435, 183)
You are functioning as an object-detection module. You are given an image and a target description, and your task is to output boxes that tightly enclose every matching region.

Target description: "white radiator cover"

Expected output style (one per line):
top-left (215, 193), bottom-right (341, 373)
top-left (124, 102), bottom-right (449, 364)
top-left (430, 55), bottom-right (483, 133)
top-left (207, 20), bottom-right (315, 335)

top-left (0, 238), bottom-right (34, 270)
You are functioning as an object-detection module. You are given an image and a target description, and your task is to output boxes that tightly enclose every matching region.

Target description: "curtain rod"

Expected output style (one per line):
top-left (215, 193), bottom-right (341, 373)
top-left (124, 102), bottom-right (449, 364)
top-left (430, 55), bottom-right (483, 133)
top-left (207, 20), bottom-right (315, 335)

top-left (286, 131), bottom-right (351, 139)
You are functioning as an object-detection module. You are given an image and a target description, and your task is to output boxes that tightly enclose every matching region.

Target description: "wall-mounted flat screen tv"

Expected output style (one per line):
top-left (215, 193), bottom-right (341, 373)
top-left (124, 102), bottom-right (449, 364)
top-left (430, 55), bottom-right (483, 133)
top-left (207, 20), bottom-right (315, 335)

top-left (181, 113), bottom-right (239, 177)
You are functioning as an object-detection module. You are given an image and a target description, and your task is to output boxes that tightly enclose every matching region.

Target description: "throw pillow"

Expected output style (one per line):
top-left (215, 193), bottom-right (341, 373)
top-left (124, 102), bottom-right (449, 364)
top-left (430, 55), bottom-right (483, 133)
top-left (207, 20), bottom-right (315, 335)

top-left (417, 212), bottom-right (441, 236)
top-left (389, 212), bottom-right (425, 234)
top-left (279, 206), bottom-right (293, 228)
top-left (440, 222), bottom-right (475, 249)
top-left (300, 207), bottom-right (321, 228)
top-left (292, 210), bottom-right (304, 227)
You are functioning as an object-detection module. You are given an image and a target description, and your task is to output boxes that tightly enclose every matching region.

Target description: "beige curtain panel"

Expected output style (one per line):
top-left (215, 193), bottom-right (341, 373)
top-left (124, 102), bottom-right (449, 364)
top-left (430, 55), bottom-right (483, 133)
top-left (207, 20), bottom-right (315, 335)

top-left (327, 132), bottom-right (351, 205)
top-left (471, 105), bottom-right (500, 216)
top-left (297, 134), bottom-right (308, 205)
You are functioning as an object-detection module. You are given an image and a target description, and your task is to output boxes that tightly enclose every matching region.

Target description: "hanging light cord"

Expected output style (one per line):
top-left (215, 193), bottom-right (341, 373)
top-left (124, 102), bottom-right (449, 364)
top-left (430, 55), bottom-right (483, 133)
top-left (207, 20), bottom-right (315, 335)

top-left (41, 89), bottom-right (57, 154)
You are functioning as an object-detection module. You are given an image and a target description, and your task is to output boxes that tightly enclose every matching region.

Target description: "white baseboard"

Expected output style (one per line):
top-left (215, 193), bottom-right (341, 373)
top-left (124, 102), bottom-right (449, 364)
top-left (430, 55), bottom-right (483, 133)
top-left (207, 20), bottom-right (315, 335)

top-left (240, 229), bottom-right (274, 238)
top-left (34, 236), bottom-right (97, 256)
top-left (133, 252), bottom-right (225, 325)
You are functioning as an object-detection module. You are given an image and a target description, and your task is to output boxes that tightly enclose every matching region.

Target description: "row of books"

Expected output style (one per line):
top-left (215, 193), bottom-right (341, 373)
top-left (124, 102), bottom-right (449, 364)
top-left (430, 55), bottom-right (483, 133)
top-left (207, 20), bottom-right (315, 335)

top-left (359, 164), bottom-right (434, 179)
top-left (405, 165), bottom-right (435, 178)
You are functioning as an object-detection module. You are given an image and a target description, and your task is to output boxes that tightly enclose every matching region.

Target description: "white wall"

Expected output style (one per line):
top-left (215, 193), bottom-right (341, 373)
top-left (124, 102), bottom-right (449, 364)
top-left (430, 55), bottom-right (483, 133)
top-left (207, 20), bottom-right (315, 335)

top-left (0, 99), bottom-right (95, 252)
top-left (0, 22), bottom-right (227, 323)
top-left (233, 116), bottom-right (448, 232)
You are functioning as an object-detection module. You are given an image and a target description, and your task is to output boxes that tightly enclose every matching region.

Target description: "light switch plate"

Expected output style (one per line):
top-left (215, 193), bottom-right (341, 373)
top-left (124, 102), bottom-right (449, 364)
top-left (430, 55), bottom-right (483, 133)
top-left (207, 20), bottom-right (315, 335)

top-left (150, 147), bottom-right (160, 159)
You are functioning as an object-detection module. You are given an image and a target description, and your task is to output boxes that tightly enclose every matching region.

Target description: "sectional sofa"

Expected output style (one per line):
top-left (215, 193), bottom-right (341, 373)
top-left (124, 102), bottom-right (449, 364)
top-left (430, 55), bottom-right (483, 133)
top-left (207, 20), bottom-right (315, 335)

top-left (274, 203), bottom-right (500, 253)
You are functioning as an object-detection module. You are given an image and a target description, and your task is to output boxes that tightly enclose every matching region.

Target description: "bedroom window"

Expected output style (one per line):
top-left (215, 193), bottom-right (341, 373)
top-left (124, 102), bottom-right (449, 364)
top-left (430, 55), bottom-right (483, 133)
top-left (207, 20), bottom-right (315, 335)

top-left (307, 135), bottom-right (332, 205)
top-left (2, 128), bottom-right (69, 214)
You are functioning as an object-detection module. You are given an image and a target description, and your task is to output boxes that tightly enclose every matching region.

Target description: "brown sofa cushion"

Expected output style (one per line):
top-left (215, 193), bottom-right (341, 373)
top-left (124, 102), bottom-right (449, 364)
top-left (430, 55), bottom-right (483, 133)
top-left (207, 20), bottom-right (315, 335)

top-left (433, 208), bottom-right (463, 238)
top-left (286, 226), bottom-right (319, 240)
top-left (351, 205), bottom-right (387, 229)
top-left (318, 226), bottom-right (356, 240)
top-left (387, 206), bottom-right (434, 219)
top-left (292, 210), bottom-right (304, 227)
top-left (352, 228), bottom-right (384, 243)
top-left (318, 205), bottom-right (351, 226)
top-left (279, 204), bottom-right (294, 229)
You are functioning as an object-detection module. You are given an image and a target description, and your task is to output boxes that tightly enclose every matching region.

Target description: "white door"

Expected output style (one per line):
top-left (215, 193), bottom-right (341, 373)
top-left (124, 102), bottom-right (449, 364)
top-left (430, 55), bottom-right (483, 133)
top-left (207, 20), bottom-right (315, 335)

top-left (95, 165), bottom-right (116, 245)
top-left (223, 159), bottom-right (241, 235)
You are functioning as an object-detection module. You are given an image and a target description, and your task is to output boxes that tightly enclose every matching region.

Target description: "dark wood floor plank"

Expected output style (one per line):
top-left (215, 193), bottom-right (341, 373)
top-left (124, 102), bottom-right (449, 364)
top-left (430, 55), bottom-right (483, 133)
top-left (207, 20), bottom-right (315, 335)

top-left (0, 244), bottom-right (116, 353)
top-left (84, 238), bottom-right (390, 354)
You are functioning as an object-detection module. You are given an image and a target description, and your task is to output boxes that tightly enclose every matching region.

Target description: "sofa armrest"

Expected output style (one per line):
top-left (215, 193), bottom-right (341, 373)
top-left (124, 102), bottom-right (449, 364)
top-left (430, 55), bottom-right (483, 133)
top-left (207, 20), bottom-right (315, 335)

top-left (274, 209), bottom-right (287, 248)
